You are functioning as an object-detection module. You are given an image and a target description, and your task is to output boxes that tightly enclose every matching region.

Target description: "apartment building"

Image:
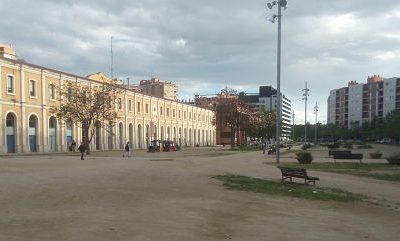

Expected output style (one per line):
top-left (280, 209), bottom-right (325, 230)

top-left (139, 78), bottom-right (178, 101)
top-left (0, 44), bottom-right (215, 154)
top-left (241, 86), bottom-right (293, 140)
top-left (327, 75), bottom-right (400, 128)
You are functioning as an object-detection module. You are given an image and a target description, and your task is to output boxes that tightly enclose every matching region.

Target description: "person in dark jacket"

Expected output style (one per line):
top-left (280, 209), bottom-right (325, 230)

top-left (123, 141), bottom-right (130, 157)
top-left (78, 142), bottom-right (86, 160)
top-left (71, 139), bottom-right (76, 152)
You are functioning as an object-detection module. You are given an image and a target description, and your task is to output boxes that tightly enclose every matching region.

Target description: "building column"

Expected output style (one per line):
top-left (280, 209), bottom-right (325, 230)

top-left (59, 120), bottom-right (66, 151)
top-left (19, 66), bottom-right (29, 153)
top-left (113, 121), bottom-right (117, 149)
top-left (101, 123), bottom-right (106, 151)
top-left (41, 71), bottom-right (47, 152)
top-left (59, 75), bottom-right (65, 151)
top-left (42, 109), bottom-right (48, 152)
top-left (0, 104), bottom-right (5, 154)
top-left (0, 64), bottom-right (4, 154)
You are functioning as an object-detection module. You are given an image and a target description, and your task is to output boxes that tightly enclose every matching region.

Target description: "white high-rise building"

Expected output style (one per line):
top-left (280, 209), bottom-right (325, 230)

top-left (242, 86), bottom-right (292, 140)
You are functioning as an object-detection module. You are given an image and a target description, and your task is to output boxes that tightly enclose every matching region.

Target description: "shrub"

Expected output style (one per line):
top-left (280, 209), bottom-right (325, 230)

top-left (386, 153), bottom-right (400, 165)
top-left (343, 143), bottom-right (353, 149)
top-left (369, 151), bottom-right (382, 159)
top-left (301, 143), bottom-right (313, 150)
top-left (232, 145), bottom-right (258, 151)
top-left (357, 144), bottom-right (373, 149)
top-left (328, 142), bottom-right (341, 149)
top-left (296, 151), bottom-right (314, 164)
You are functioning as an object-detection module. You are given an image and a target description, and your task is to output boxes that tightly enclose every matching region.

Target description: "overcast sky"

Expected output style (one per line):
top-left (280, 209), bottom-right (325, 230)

top-left (2, 0), bottom-right (400, 123)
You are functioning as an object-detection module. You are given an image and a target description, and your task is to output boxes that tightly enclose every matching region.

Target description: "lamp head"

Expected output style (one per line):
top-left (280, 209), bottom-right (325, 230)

top-left (268, 15), bottom-right (278, 23)
top-left (279, 0), bottom-right (288, 8)
top-left (267, 1), bottom-right (277, 9)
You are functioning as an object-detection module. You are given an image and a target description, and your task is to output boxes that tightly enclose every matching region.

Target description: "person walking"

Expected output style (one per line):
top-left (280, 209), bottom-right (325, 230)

top-left (78, 142), bottom-right (86, 160)
top-left (71, 139), bottom-right (76, 152)
top-left (262, 142), bottom-right (267, 155)
top-left (123, 141), bottom-right (130, 157)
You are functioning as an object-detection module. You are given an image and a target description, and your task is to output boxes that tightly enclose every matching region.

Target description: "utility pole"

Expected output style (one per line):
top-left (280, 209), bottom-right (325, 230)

top-left (314, 102), bottom-right (318, 145)
top-left (302, 82), bottom-right (310, 145)
top-left (267, 0), bottom-right (288, 164)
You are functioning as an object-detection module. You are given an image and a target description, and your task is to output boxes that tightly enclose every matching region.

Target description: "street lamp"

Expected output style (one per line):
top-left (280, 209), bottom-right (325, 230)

top-left (302, 82), bottom-right (310, 145)
top-left (314, 102), bottom-right (319, 145)
top-left (267, 0), bottom-right (288, 164)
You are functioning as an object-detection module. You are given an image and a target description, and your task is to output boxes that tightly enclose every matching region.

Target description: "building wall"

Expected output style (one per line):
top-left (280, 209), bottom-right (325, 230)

top-left (383, 78), bottom-right (397, 116)
top-left (281, 95), bottom-right (292, 138)
top-left (0, 57), bottom-right (216, 154)
top-left (140, 78), bottom-right (178, 101)
top-left (348, 83), bottom-right (363, 128)
top-left (327, 90), bottom-right (336, 124)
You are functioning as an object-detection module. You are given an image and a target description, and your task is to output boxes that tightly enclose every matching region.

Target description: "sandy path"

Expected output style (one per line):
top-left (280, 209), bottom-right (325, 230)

top-left (0, 149), bottom-right (399, 241)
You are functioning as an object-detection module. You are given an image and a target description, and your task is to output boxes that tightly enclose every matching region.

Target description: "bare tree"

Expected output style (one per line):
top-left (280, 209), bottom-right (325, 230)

top-left (215, 96), bottom-right (253, 146)
top-left (51, 81), bottom-right (121, 154)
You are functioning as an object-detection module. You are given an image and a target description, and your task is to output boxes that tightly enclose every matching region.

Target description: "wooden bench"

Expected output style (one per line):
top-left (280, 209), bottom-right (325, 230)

top-left (277, 166), bottom-right (320, 186)
top-left (328, 150), bottom-right (352, 156)
top-left (333, 153), bottom-right (363, 164)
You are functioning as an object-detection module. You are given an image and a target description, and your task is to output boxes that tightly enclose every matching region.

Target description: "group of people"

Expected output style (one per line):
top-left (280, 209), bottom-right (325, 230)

top-left (69, 140), bottom-right (132, 160)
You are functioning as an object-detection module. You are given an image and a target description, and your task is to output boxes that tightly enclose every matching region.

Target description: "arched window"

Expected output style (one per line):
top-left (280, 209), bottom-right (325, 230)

top-left (49, 116), bottom-right (57, 151)
top-left (29, 115), bottom-right (38, 152)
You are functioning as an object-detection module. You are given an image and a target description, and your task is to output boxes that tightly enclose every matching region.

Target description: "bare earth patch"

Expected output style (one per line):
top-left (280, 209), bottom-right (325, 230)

top-left (0, 147), bottom-right (399, 241)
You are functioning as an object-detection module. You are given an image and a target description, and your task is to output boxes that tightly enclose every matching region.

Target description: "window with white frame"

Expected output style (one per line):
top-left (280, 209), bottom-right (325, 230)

top-left (128, 100), bottom-right (132, 111)
top-left (29, 80), bottom-right (36, 97)
top-left (49, 84), bottom-right (56, 100)
top-left (7, 75), bottom-right (14, 94)
top-left (145, 103), bottom-right (149, 113)
top-left (137, 102), bottom-right (141, 113)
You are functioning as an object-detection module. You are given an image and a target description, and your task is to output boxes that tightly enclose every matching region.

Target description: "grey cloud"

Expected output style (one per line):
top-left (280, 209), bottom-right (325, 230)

top-left (2, 0), bottom-right (400, 123)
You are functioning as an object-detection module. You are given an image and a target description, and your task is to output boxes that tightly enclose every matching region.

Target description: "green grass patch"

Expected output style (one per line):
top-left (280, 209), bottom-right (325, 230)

top-left (213, 174), bottom-right (365, 202)
top-left (278, 163), bottom-right (400, 182)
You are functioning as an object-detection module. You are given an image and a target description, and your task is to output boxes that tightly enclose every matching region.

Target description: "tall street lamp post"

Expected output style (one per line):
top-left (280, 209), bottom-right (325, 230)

top-left (267, 0), bottom-right (288, 164)
top-left (314, 102), bottom-right (318, 145)
top-left (302, 82), bottom-right (310, 145)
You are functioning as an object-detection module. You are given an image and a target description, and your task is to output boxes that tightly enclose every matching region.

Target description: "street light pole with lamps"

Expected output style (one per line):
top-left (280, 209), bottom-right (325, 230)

top-left (314, 102), bottom-right (319, 145)
top-left (267, 0), bottom-right (288, 164)
top-left (302, 82), bottom-right (310, 145)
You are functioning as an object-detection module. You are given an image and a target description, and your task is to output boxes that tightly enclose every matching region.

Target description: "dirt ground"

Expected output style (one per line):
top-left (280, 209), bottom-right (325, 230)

top-left (0, 147), bottom-right (399, 241)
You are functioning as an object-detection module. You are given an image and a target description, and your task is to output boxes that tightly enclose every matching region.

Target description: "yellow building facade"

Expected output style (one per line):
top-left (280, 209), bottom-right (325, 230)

top-left (0, 54), bottom-right (216, 154)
